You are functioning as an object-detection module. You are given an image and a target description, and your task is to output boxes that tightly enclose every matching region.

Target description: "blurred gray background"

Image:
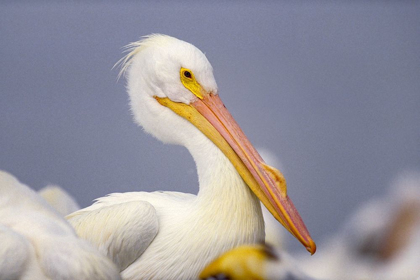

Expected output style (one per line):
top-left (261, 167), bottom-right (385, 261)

top-left (1, 1), bottom-right (419, 252)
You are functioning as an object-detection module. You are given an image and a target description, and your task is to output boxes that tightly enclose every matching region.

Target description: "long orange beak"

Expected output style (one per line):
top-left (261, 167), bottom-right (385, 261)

top-left (155, 93), bottom-right (316, 254)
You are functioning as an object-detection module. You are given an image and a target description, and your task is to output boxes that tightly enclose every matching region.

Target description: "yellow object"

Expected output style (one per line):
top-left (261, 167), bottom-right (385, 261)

top-left (199, 244), bottom-right (272, 280)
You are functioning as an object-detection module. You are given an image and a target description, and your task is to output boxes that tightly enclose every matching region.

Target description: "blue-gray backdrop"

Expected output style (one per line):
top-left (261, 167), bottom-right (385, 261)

top-left (1, 1), bottom-right (419, 252)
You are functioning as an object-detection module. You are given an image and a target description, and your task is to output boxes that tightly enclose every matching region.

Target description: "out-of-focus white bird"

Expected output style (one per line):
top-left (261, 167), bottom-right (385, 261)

top-left (0, 170), bottom-right (121, 280)
top-left (38, 185), bottom-right (80, 216)
top-left (0, 224), bottom-right (45, 280)
top-left (297, 171), bottom-right (420, 279)
top-left (199, 243), bottom-right (315, 280)
top-left (67, 34), bottom-right (315, 280)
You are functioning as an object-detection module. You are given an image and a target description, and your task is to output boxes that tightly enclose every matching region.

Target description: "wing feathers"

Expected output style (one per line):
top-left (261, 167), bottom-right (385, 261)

top-left (68, 201), bottom-right (158, 271)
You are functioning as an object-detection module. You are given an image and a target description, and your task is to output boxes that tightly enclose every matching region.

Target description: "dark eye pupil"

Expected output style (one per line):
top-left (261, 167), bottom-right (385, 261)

top-left (184, 71), bottom-right (192, 78)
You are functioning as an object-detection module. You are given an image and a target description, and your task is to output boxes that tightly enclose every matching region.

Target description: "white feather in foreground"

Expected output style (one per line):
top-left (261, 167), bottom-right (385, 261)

top-left (0, 170), bottom-right (121, 280)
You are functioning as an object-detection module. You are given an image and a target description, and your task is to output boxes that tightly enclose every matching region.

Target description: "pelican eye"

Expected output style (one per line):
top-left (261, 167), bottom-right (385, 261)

top-left (183, 70), bottom-right (192, 79)
top-left (180, 68), bottom-right (195, 81)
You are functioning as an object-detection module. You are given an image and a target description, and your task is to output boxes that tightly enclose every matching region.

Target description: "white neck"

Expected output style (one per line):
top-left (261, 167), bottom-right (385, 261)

top-left (184, 130), bottom-right (264, 235)
top-left (184, 130), bottom-right (248, 198)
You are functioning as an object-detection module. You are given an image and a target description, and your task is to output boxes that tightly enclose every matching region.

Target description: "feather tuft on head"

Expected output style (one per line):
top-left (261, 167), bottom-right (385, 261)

top-left (114, 34), bottom-right (176, 80)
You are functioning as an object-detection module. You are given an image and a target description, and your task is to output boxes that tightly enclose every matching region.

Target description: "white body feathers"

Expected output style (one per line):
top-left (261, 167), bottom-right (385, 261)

top-left (68, 133), bottom-right (265, 279)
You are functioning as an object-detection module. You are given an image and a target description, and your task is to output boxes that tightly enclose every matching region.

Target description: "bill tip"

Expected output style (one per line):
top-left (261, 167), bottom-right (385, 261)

top-left (307, 239), bottom-right (317, 255)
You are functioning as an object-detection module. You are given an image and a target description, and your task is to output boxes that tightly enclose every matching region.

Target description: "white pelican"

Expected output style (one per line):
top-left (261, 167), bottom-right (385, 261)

top-left (0, 170), bottom-right (121, 280)
top-left (199, 243), bottom-right (314, 280)
top-left (67, 34), bottom-right (315, 279)
top-left (38, 185), bottom-right (80, 216)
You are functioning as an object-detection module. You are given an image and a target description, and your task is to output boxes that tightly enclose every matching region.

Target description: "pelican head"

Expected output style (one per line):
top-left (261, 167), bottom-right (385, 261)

top-left (121, 34), bottom-right (218, 146)
top-left (120, 34), bottom-right (316, 254)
